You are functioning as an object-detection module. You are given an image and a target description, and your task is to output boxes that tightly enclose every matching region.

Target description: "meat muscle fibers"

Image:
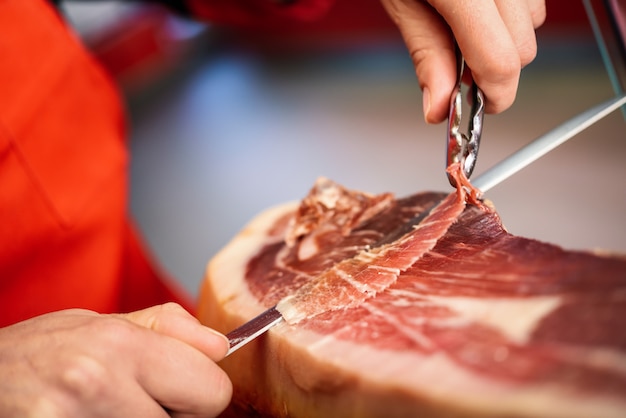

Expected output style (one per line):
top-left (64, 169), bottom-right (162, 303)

top-left (198, 174), bottom-right (626, 418)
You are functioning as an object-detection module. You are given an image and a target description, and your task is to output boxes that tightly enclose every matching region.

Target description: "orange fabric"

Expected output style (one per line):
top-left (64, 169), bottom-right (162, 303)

top-left (0, 0), bottom-right (190, 327)
top-left (0, 0), bottom-right (331, 328)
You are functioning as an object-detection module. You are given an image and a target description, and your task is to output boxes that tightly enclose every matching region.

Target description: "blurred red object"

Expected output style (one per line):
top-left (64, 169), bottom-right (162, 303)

top-left (80, 4), bottom-right (206, 90)
top-left (84, 0), bottom-right (593, 85)
top-left (204, 0), bottom-right (594, 51)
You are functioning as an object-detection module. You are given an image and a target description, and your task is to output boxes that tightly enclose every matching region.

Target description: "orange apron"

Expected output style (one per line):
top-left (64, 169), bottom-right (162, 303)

top-left (0, 0), bottom-right (192, 327)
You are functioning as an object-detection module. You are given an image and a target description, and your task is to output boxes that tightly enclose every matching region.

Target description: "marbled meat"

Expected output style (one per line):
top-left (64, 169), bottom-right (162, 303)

top-left (199, 167), bottom-right (626, 418)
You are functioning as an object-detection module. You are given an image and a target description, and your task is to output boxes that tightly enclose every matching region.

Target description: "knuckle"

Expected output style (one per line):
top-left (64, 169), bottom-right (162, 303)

top-left (475, 53), bottom-right (519, 98)
top-left (159, 302), bottom-right (186, 315)
top-left (95, 317), bottom-right (138, 348)
top-left (31, 396), bottom-right (68, 418)
top-left (60, 355), bottom-right (109, 401)
top-left (477, 59), bottom-right (520, 114)
top-left (517, 37), bottom-right (538, 67)
top-left (148, 302), bottom-right (189, 331)
top-left (487, 55), bottom-right (521, 83)
top-left (409, 43), bottom-right (430, 72)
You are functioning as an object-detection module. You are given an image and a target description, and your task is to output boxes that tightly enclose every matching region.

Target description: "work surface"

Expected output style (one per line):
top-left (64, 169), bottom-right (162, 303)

top-left (128, 36), bottom-right (626, 296)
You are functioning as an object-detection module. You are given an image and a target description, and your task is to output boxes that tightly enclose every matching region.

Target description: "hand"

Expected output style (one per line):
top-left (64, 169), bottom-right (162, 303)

top-left (380, 0), bottom-right (546, 123)
top-left (0, 303), bottom-right (232, 417)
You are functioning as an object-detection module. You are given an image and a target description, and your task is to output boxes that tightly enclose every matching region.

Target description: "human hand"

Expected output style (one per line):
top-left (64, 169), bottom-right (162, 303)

top-left (380, 0), bottom-right (546, 123)
top-left (0, 303), bottom-right (232, 417)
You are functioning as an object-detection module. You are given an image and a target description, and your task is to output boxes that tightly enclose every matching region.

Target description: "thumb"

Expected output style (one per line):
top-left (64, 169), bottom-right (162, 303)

top-left (120, 303), bottom-right (229, 362)
top-left (381, 0), bottom-right (457, 124)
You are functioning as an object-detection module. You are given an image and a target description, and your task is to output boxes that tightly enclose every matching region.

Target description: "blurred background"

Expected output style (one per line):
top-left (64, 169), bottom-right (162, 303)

top-left (62, 0), bottom-right (625, 297)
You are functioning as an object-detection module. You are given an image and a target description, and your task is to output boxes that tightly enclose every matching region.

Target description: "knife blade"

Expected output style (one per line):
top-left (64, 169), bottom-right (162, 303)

top-left (226, 306), bottom-right (283, 356)
top-left (224, 93), bottom-right (626, 357)
top-left (473, 93), bottom-right (626, 192)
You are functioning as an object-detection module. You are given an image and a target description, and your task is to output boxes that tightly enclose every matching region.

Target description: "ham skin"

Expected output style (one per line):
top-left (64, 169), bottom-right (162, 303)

top-left (198, 175), bottom-right (626, 417)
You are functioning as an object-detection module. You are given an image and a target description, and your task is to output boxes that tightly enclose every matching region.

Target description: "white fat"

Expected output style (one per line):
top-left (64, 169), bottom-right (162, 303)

top-left (297, 234), bottom-right (319, 260)
top-left (276, 298), bottom-right (305, 324)
top-left (298, 333), bottom-right (626, 418)
top-left (316, 182), bottom-right (342, 208)
top-left (208, 201), bottom-right (298, 308)
top-left (428, 295), bottom-right (562, 344)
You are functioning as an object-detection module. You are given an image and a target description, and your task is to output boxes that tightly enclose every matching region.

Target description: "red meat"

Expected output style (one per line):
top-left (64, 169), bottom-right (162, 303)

top-left (199, 174), bottom-right (626, 417)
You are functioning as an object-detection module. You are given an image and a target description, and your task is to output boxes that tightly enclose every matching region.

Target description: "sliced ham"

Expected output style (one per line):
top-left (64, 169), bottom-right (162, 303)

top-left (198, 173), bottom-right (626, 418)
top-left (276, 173), bottom-right (472, 324)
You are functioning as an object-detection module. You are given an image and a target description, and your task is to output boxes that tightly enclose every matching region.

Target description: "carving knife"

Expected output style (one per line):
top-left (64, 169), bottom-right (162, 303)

top-left (224, 93), bottom-right (626, 357)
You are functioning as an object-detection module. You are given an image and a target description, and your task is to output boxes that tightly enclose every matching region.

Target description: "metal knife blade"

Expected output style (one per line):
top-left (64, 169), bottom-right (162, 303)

top-left (473, 93), bottom-right (626, 192)
top-left (224, 93), bottom-right (626, 357)
top-left (226, 306), bottom-right (283, 356)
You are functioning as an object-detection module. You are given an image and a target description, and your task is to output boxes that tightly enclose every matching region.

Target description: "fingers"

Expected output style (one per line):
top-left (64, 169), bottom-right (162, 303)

top-left (492, 0), bottom-right (538, 67)
top-left (429, 0), bottom-right (524, 114)
top-left (121, 304), bottom-right (234, 416)
top-left (528, 0), bottom-right (547, 28)
top-left (111, 307), bottom-right (233, 416)
top-left (59, 358), bottom-right (171, 418)
top-left (380, 0), bottom-right (456, 123)
top-left (121, 303), bottom-right (229, 362)
top-left (381, 0), bottom-right (545, 122)
top-left (121, 304), bottom-right (233, 416)
top-left (131, 331), bottom-right (233, 418)
top-left (441, 0), bottom-right (545, 112)
top-left (0, 309), bottom-right (233, 417)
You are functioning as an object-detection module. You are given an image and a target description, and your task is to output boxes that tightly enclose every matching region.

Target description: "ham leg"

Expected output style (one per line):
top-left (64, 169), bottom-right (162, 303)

top-left (199, 174), bottom-right (626, 418)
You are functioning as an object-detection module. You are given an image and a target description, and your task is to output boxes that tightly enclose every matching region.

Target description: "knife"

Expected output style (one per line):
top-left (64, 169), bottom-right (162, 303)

top-left (472, 93), bottom-right (626, 192)
top-left (224, 93), bottom-right (626, 357)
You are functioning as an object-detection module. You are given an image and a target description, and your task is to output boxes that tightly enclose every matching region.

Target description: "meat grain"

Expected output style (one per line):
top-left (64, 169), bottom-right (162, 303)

top-left (198, 174), bottom-right (626, 418)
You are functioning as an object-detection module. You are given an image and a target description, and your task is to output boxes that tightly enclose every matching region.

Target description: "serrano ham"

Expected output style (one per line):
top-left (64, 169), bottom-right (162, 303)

top-left (198, 171), bottom-right (626, 417)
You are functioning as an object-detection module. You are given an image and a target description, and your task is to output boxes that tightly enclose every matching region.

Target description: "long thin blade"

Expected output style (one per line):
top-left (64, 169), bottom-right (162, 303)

top-left (473, 93), bottom-right (626, 192)
top-left (225, 306), bottom-right (283, 356)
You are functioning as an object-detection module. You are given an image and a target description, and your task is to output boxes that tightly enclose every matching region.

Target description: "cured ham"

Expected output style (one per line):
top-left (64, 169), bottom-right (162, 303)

top-left (198, 171), bottom-right (626, 417)
top-left (277, 165), bottom-right (479, 324)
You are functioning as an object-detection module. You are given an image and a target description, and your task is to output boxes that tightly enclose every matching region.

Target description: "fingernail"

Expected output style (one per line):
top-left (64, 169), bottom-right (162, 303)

top-left (205, 326), bottom-right (229, 345)
top-left (204, 326), bottom-right (230, 358)
top-left (422, 86), bottom-right (431, 123)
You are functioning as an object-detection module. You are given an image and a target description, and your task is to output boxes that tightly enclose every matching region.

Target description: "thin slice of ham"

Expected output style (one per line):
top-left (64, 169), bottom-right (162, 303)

top-left (199, 172), bottom-right (626, 418)
top-left (277, 164), bottom-right (481, 324)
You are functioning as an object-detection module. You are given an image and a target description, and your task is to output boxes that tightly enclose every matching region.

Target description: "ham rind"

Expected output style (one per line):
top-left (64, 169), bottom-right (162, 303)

top-left (198, 176), bottom-right (626, 418)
